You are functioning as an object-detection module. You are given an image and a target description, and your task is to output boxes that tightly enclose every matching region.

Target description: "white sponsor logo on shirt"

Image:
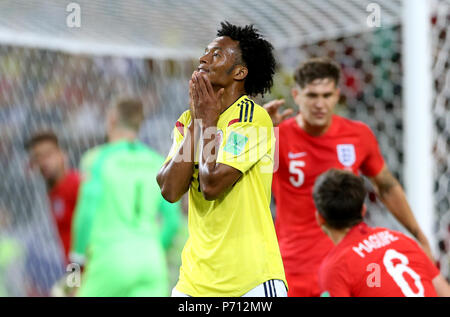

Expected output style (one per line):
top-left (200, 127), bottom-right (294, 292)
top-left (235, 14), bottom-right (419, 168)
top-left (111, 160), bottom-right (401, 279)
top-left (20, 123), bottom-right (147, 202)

top-left (288, 151), bottom-right (307, 159)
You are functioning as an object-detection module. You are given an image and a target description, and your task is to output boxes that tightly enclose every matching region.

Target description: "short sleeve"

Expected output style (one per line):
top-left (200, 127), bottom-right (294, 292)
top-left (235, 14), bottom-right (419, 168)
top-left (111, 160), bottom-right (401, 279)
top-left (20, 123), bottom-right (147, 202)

top-left (216, 108), bottom-right (274, 174)
top-left (359, 124), bottom-right (385, 177)
top-left (402, 234), bottom-right (441, 280)
top-left (164, 110), bottom-right (191, 164)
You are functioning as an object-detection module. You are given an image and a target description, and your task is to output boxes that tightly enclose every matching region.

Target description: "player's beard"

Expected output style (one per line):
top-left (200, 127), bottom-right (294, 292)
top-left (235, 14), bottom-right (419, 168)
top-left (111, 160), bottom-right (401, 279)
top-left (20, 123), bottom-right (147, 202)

top-left (45, 175), bottom-right (58, 191)
top-left (43, 167), bottom-right (64, 191)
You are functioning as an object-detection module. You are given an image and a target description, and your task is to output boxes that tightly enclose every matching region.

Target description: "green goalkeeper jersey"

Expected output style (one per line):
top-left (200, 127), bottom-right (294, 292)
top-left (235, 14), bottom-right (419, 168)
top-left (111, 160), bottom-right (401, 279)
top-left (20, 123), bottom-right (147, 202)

top-left (71, 140), bottom-right (181, 297)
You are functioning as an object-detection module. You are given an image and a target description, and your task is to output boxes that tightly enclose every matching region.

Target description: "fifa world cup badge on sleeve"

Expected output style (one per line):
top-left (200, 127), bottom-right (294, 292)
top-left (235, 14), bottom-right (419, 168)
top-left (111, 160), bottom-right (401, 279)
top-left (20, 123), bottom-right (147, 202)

top-left (224, 131), bottom-right (248, 156)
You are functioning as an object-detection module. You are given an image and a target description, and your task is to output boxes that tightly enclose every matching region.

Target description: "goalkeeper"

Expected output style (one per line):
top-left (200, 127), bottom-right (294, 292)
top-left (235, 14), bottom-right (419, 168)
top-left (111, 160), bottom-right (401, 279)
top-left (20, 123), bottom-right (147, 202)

top-left (70, 98), bottom-right (181, 297)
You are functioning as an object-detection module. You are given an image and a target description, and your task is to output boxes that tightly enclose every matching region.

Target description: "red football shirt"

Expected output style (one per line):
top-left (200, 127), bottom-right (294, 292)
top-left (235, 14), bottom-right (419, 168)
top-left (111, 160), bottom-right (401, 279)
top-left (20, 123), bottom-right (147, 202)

top-left (48, 169), bottom-right (81, 263)
top-left (318, 222), bottom-right (439, 297)
top-left (273, 115), bottom-right (385, 276)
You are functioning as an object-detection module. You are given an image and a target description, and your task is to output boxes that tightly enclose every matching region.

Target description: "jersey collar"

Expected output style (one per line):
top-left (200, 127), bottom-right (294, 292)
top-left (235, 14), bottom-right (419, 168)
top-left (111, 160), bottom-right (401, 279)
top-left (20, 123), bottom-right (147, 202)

top-left (220, 94), bottom-right (248, 116)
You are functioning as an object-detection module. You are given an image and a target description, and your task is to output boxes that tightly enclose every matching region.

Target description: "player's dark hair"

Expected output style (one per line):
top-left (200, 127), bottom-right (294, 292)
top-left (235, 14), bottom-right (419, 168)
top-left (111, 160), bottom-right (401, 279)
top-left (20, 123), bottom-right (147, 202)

top-left (217, 21), bottom-right (276, 97)
top-left (313, 169), bottom-right (366, 230)
top-left (25, 131), bottom-right (60, 150)
top-left (114, 98), bottom-right (145, 132)
top-left (294, 57), bottom-right (341, 88)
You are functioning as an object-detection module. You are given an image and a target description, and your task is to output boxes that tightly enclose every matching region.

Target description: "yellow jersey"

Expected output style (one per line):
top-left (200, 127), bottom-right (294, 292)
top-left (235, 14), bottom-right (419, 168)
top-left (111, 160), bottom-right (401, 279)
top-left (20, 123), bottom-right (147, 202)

top-left (165, 95), bottom-right (286, 296)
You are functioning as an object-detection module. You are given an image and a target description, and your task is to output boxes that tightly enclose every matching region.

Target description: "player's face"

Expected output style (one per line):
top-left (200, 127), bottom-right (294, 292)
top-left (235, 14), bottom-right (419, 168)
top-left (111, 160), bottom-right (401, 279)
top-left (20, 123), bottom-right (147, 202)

top-left (29, 141), bottom-right (65, 184)
top-left (293, 78), bottom-right (340, 129)
top-left (197, 36), bottom-right (241, 88)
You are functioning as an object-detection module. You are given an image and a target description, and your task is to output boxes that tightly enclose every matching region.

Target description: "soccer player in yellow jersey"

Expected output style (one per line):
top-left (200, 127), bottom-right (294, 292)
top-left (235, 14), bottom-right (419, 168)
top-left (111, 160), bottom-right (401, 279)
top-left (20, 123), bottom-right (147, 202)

top-left (157, 22), bottom-right (287, 297)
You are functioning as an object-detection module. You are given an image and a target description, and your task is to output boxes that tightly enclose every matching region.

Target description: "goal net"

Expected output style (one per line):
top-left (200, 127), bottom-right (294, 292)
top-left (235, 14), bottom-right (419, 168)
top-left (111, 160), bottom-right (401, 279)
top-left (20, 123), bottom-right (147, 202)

top-left (431, 0), bottom-right (450, 280)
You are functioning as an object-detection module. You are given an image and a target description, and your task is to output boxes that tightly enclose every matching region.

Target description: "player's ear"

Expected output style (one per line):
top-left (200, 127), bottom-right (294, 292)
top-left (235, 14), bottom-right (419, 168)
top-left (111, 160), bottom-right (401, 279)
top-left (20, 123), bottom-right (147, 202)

top-left (233, 65), bottom-right (248, 81)
top-left (106, 108), bottom-right (117, 130)
top-left (361, 204), bottom-right (367, 218)
top-left (334, 87), bottom-right (341, 98)
top-left (315, 210), bottom-right (326, 227)
top-left (291, 87), bottom-right (301, 104)
top-left (316, 211), bottom-right (332, 237)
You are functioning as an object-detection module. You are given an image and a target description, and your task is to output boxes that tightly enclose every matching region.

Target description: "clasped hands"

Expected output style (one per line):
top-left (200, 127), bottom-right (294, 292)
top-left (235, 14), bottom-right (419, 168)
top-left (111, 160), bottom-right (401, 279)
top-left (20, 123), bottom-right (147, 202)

top-left (188, 71), bottom-right (224, 129)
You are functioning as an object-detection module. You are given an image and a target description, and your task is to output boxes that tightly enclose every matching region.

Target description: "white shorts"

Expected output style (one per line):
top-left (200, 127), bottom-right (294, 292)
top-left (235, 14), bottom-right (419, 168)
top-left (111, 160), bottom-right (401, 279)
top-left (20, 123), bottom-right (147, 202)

top-left (171, 279), bottom-right (287, 297)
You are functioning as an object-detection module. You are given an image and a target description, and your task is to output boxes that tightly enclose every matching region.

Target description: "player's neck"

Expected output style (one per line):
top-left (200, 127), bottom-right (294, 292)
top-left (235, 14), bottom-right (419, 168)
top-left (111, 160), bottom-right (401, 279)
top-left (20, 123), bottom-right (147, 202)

top-left (46, 167), bottom-right (67, 192)
top-left (218, 84), bottom-right (246, 113)
top-left (108, 129), bottom-right (137, 143)
top-left (296, 114), bottom-right (332, 136)
top-left (326, 227), bottom-right (351, 245)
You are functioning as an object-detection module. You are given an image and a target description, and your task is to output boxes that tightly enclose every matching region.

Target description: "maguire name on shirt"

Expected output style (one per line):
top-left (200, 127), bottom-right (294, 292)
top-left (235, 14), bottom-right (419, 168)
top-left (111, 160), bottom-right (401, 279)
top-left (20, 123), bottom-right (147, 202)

top-left (352, 230), bottom-right (399, 258)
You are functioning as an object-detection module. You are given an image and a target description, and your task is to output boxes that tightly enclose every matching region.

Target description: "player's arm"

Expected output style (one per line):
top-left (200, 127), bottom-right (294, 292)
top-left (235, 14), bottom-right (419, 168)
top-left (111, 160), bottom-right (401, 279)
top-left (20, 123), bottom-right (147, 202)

top-left (368, 165), bottom-right (433, 260)
top-left (156, 122), bottom-right (196, 203)
top-left (418, 240), bottom-right (450, 297)
top-left (432, 274), bottom-right (450, 297)
top-left (191, 72), bottom-right (242, 201)
top-left (158, 197), bottom-right (182, 250)
top-left (157, 80), bottom-right (202, 203)
top-left (198, 124), bottom-right (242, 200)
top-left (70, 152), bottom-right (99, 267)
